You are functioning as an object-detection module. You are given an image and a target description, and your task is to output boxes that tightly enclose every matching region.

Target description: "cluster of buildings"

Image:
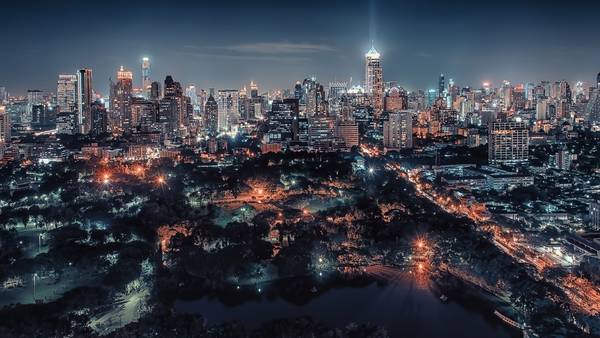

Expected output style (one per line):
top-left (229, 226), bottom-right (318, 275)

top-left (0, 44), bottom-right (598, 164)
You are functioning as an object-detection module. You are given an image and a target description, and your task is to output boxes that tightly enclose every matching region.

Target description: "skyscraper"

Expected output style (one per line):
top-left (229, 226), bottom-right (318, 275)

top-left (150, 81), bottom-right (161, 100)
top-left (217, 89), bottom-right (239, 132)
top-left (0, 105), bottom-right (10, 144)
top-left (0, 87), bottom-right (7, 104)
top-left (488, 120), bottom-right (529, 165)
top-left (90, 101), bottom-right (108, 136)
top-left (109, 66), bottom-right (133, 134)
top-left (141, 57), bottom-right (151, 98)
top-left (365, 44), bottom-right (383, 116)
top-left (77, 68), bottom-right (93, 134)
top-left (57, 74), bottom-right (78, 113)
top-left (204, 94), bottom-right (218, 136)
top-left (438, 74), bottom-right (445, 98)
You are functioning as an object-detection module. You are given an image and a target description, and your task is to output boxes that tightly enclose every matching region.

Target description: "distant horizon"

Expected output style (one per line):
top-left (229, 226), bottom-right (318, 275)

top-left (1, 0), bottom-right (599, 95)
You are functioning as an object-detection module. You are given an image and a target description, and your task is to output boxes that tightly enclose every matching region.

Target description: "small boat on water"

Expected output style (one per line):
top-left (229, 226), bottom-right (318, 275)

top-left (439, 294), bottom-right (448, 302)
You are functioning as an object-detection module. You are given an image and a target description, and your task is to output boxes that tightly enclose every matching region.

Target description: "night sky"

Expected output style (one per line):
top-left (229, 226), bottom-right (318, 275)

top-left (1, 0), bottom-right (599, 95)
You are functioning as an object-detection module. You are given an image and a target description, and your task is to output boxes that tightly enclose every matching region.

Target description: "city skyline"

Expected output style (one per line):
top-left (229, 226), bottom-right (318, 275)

top-left (2, 0), bottom-right (600, 95)
top-left (1, 2), bottom-right (600, 338)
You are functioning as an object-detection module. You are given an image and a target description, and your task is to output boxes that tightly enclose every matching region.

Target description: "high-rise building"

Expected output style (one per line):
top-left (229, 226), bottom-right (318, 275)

top-left (141, 57), bottom-right (151, 98)
top-left (25, 90), bottom-right (45, 128)
top-left (109, 66), bottom-right (133, 134)
top-left (150, 81), bottom-right (161, 100)
top-left (488, 120), bottom-right (529, 165)
top-left (217, 89), bottom-right (240, 132)
top-left (131, 97), bottom-right (157, 130)
top-left (186, 85), bottom-right (199, 112)
top-left (597, 72), bottom-right (600, 89)
top-left (438, 74), bottom-right (445, 98)
top-left (204, 94), bottom-right (218, 136)
top-left (267, 99), bottom-right (298, 143)
top-left (0, 105), bottom-right (10, 144)
top-left (0, 87), bottom-right (7, 104)
top-left (383, 111), bottom-right (413, 150)
top-left (365, 44), bottom-right (383, 116)
top-left (76, 69), bottom-right (93, 133)
top-left (57, 74), bottom-right (78, 113)
top-left (90, 101), bottom-right (108, 136)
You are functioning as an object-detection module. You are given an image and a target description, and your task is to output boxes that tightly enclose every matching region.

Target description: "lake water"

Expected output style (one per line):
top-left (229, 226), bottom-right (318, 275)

top-left (175, 276), bottom-right (519, 338)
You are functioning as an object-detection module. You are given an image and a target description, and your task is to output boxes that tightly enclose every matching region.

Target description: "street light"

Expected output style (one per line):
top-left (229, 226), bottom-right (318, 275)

top-left (32, 273), bottom-right (39, 301)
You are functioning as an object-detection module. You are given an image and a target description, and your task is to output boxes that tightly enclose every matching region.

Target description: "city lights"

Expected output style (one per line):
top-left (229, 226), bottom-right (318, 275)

top-left (0, 3), bottom-right (598, 336)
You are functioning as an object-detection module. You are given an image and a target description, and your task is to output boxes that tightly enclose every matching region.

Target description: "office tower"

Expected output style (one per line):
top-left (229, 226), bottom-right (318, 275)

top-left (186, 85), bottom-right (199, 112)
top-left (204, 94), bottom-right (218, 136)
top-left (587, 88), bottom-right (600, 125)
top-left (250, 81), bottom-right (259, 98)
top-left (57, 75), bottom-right (77, 113)
top-left (426, 89), bottom-right (437, 107)
top-left (488, 120), bottom-right (529, 165)
top-left (267, 98), bottom-right (299, 143)
top-left (365, 44), bottom-right (383, 116)
top-left (328, 81), bottom-right (347, 119)
top-left (217, 89), bottom-right (239, 132)
top-left (438, 74), bottom-right (445, 97)
top-left (197, 89), bottom-right (207, 116)
top-left (597, 72), bottom-right (600, 88)
top-left (158, 75), bottom-right (188, 134)
top-left (141, 57), bottom-right (151, 98)
top-left (308, 115), bottom-right (335, 146)
top-left (150, 81), bottom-right (161, 100)
top-left (25, 89), bottom-right (44, 127)
top-left (109, 66), bottom-right (133, 134)
top-left (77, 68), bottom-right (93, 133)
top-left (383, 111), bottom-right (413, 150)
top-left (0, 106), bottom-right (10, 143)
top-left (294, 81), bottom-right (303, 101)
top-left (501, 81), bottom-right (513, 110)
top-left (302, 78), bottom-right (318, 116)
top-left (90, 101), bottom-right (108, 136)
top-left (31, 104), bottom-right (51, 130)
top-left (336, 120), bottom-right (359, 149)
top-left (131, 97), bottom-right (157, 130)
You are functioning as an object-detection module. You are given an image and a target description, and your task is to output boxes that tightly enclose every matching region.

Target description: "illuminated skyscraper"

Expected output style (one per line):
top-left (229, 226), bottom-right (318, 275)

top-left (141, 57), bottom-right (151, 98)
top-left (109, 66), bottom-right (133, 134)
top-left (57, 74), bottom-right (77, 113)
top-left (438, 74), bottom-right (445, 98)
top-left (217, 89), bottom-right (239, 132)
top-left (365, 43), bottom-right (383, 116)
top-left (90, 101), bottom-right (108, 136)
top-left (204, 94), bottom-right (218, 136)
top-left (77, 68), bottom-right (93, 133)
top-left (0, 105), bottom-right (10, 144)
